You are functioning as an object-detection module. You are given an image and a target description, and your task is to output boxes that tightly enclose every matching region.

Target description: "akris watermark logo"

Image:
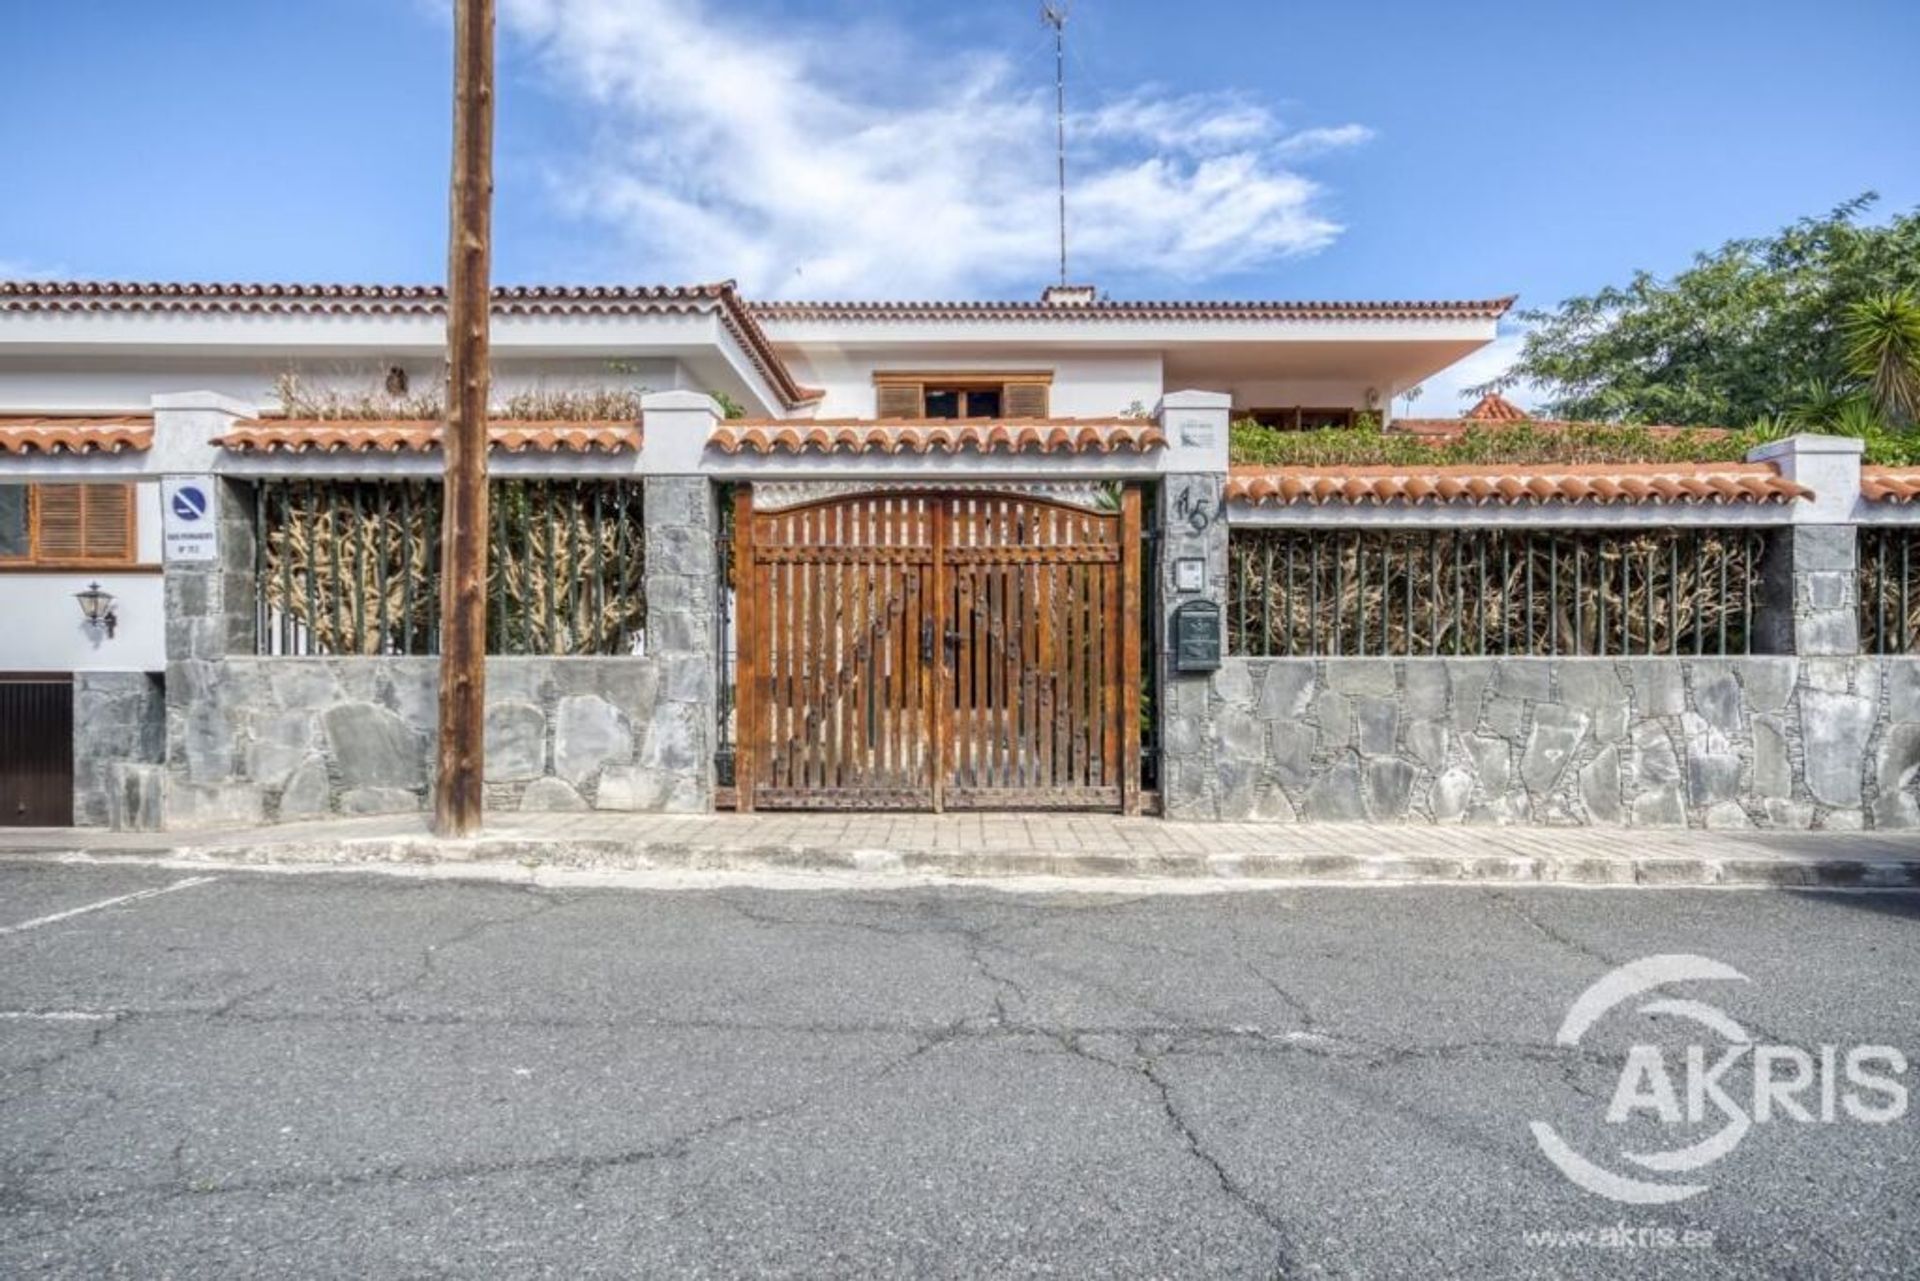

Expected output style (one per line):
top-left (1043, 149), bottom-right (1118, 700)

top-left (1531, 954), bottom-right (1908, 1205)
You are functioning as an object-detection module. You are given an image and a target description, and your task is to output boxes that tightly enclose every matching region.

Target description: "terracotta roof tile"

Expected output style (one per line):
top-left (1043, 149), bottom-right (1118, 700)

top-left (1225, 462), bottom-right (1808, 507)
top-left (1861, 467), bottom-right (1920, 502)
top-left (709, 418), bottom-right (1167, 457)
top-left (214, 419), bottom-right (641, 455)
top-left (1385, 416), bottom-right (1724, 440)
top-left (0, 280), bottom-right (822, 411)
top-left (0, 415), bottom-right (154, 454)
top-left (1463, 392), bottom-right (1529, 422)
top-left (753, 297), bottom-right (1516, 323)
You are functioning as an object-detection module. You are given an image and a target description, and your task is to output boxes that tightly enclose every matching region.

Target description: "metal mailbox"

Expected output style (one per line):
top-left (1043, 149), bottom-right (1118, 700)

top-left (1171, 600), bottom-right (1222, 673)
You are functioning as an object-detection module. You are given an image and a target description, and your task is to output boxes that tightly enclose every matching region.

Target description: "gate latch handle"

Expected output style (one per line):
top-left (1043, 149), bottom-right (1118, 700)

top-left (921, 619), bottom-right (934, 663)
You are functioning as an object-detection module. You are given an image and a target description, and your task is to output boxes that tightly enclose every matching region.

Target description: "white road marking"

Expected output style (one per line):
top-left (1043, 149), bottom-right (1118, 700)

top-left (0, 1010), bottom-right (120, 1021)
top-left (0, 876), bottom-right (217, 937)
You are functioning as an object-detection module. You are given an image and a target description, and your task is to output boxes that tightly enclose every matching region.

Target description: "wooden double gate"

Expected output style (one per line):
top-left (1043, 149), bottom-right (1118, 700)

top-left (733, 489), bottom-right (1142, 812)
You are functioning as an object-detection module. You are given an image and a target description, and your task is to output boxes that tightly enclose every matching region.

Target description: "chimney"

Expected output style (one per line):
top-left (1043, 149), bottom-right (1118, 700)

top-left (1041, 283), bottom-right (1098, 307)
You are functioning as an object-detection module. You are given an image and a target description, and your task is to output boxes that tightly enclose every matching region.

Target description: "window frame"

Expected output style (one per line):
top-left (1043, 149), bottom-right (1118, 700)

top-left (0, 482), bottom-right (141, 570)
top-left (872, 371), bottom-right (1053, 420)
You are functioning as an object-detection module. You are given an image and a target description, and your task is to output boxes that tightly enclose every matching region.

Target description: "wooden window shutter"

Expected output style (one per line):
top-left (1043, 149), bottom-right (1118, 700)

top-left (32, 483), bottom-right (133, 563)
top-left (34, 485), bottom-right (85, 560)
top-left (875, 381), bottom-right (924, 418)
top-left (82, 484), bottom-right (133, 560)
top-left (1004, 381), bottom-right (1049, 418)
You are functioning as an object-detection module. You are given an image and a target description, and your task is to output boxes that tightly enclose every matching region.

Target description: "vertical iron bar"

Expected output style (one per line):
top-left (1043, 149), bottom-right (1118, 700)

top-left (1310, 534), bottom-right (1321, 655)
top-left (1262, 539), bottom-right (1273, 658)
top-left (401, 482), bottom-right (417, 654)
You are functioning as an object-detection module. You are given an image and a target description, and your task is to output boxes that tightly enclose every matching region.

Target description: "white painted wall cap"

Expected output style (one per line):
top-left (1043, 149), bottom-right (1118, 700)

top-left (150, 389), bottom-right (258, 417)
top-left (641, 389), bottom-right (722, 415)
top-left (1745, 433), bottom-right (1865, 463)
top-left (1156, 389), bottom-right (1233, 412)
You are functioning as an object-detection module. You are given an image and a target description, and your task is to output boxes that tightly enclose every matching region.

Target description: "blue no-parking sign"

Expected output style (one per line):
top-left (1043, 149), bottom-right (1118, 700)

top-left (161, 475), bottom-right (220, 563)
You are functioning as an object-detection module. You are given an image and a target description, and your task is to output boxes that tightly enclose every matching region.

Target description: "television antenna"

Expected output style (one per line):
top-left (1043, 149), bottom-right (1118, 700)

top-left (1041, 1), bottom-right (1070, 286)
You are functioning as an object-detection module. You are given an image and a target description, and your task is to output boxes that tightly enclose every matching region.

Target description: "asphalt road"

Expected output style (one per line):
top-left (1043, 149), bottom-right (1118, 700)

top-left (1, 862), bottom-right (1916, 1278)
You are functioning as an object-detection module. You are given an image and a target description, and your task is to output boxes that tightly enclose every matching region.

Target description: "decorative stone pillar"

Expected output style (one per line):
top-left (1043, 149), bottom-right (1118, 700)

top-left (638, 391), bottom-right (722, 810)
top-left (1748, 434), bottom-right (1864, 657)
top-left (1155, 390), bottom-right (1231, 819)
top-left (153, 392), bottom-right (264, 826)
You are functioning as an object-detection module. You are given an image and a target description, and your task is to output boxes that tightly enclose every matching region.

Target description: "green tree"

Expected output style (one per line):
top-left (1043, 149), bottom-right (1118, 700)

top-left (1479, 195), bottom-right (1920, 426)
top-left (1843, 289), bottom-right (1920, 427)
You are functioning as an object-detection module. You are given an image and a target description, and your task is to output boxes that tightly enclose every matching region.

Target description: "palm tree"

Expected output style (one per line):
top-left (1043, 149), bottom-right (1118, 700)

top-left (1843, 289), bottom-right (1920, 428)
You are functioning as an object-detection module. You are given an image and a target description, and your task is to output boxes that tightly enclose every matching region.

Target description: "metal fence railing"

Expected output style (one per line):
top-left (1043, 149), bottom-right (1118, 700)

top-left (1861, 527), bottom-right (1920, 654)
top-left (1226, 527), bottom-right (1768, 658)
top-left (252, 478), bottom-right (646, 657)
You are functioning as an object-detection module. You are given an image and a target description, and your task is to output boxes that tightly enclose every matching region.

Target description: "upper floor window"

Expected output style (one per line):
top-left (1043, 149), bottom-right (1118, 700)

top-left (0, 483), bottom-right (138, 567)
top-left (874, 372), bottom-right (1051, 420)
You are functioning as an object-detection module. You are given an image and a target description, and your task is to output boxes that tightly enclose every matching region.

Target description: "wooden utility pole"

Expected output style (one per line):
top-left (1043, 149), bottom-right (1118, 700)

top-left (433, 0), bottom-right (494, 837)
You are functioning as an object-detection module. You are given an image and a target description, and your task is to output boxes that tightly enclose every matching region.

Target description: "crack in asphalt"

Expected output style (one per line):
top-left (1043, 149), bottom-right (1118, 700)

top-left (1133, 1037), bottom-right (1299, 1280)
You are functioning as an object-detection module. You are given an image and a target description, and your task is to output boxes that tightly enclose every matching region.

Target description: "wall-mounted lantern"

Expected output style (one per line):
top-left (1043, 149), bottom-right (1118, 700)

top-left (75, 581), bottom-right (118, 639)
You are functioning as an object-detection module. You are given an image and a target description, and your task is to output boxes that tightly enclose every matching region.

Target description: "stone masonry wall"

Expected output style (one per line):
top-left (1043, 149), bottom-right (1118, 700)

top-left (1172, 656), bottom-right (1920, 829)
top-left (72, 672), bottom-right (165, 826)
top-left (163, 656), bottom-right (707, 827)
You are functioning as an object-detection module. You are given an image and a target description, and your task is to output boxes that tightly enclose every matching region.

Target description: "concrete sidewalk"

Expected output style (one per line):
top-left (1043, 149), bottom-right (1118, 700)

top-left (4, 812), bottom-right (1920, 888)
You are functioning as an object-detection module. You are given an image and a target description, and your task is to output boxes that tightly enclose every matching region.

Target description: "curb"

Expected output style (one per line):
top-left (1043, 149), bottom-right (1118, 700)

top-left (7, 836), bottom-right (1920, 890)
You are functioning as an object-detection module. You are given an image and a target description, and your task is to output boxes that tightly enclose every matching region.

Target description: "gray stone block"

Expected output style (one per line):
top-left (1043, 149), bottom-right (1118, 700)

top-left (595, 764), bottom-right (670, 811)
top-left (520, 778), bottom-right (589, 812)
top-left (107, 763), bottom-right (165, 832)
top-left (1704, 801), bottom-right (1752, 830)
top-left (1690, 664), bottom-right (1744, 735)
top-left (1210, 662), bottom-right (1253, 704)
top-left (1521, 704), bottom-right (1589, 794)
top-left (1632, 663), bottom-right (1685, 718)
top-left (1311, 690), bottom-right (1351, 753)
top-left (1743, 659), bottom-right (1797, 714)
top-left (323, 702), bottom-right (428, 790)
top-left (555, 694), bottom-right (633, 785)
top-left (1559, 663), bottom-right (1624, 715)
top-left (1354, 697), bottom-right (1399, 756)
top-left (1753, 716), bottom-right (1791, 799)
top-left (1326, 661), bottom-right (1395, 696)
top-left (1446, 661), bottom-right (1494, 732)
top-left (1482, 696), bottom-right (1526, 742)
top-left (1267, 722), bottom-right (1314, 787)
top-left (1256, 662), bottom-right (1316, 720)
top-left (245, 712), bottom-right (313, 788)
top-left (1799, 688), bottom-right (1874, 807)
top-left (1405, 719), bottom-right (1449, 772)
top-left (1304, 760), bottom-right (1367, 822)
top-left (1889, 662), bottom-right (1920, 723)
top-left (1430, 768), bottom-right (1473, 822)
top-left (1365, 758), bottom-right (1417, 819)
top-left (1578, 747), bottom-right (1622, 824)
top-left (1631, 785), bottom-right (1686, 827)
top-left (279, 757), bottom-right (332, 820)
top-left (340, 787), bottom-right (421, 815)
top-left (485, 702), bottom-right (548, 782)
top-left (1465, 735), bottom-right (1512, 796)
top-left (1405, 663), bottom-right (1449, 720)
top-left (1495, 662), bottom-right (1552, 702)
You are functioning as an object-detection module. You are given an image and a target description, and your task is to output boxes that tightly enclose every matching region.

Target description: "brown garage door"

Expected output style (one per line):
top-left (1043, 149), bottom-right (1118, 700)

top-left (0, 674), bottom-right (74, 826)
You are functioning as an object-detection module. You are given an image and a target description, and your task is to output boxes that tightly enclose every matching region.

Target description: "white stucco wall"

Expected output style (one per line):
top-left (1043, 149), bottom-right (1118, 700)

top-left (0, 356), bottom-right (688, 416)
top-left (0, 481), bottom-right (165, 672)
top-left (777, 349), bottom-right (1165, 419)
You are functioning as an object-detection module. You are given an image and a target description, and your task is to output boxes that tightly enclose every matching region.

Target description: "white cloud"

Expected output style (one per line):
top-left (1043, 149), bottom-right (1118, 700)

top-left (501, 0), bottom-right (1370, 297)
top-left (0, 259), bottom-right (70, 282)
top-left (1400, 327), bottom-right (1544, 417)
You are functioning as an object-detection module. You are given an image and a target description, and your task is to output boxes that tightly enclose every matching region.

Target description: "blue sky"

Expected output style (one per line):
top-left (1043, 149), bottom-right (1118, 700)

top-left (2, 0), bottom-right (1915, 407)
